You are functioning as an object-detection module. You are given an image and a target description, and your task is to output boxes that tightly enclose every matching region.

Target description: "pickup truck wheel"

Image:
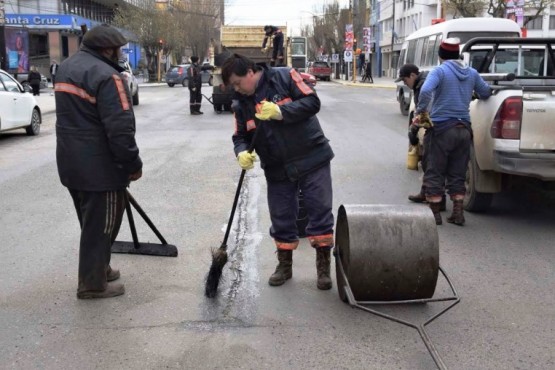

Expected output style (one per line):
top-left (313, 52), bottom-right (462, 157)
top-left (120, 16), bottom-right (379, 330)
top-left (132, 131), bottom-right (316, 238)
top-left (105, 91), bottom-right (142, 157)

top-left (132, 89), bottom-right (139, 106)
top-left (464, 148), bottom-right (493, 212)
top-left (399, 93), bottom-right (409, 116)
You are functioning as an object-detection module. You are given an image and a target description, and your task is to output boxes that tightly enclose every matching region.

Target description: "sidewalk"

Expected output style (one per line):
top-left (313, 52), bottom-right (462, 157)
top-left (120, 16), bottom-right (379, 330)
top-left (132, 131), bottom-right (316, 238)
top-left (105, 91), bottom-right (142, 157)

top-left (330, 75), bottom-right (397, 89)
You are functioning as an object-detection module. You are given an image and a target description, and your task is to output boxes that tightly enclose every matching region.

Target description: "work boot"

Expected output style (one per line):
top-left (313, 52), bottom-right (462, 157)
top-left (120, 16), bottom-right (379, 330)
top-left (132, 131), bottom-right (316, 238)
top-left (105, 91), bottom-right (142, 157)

top-left (268, 250), bottom-right (293, 286)
top-left (77, 283), bottom-right (125, 299)
top-left (447, 199), bottom-right (465, 226)
top-left (191, 111), bottom-right (201, 115)
top-left (106, 266), bottom-right (120, 282)
top-left (408, 191), bottom-right (426, 203)
top-left (316, 249), bottom-right (332, 290)
top-left (429, 202), bottom-right (443, 225)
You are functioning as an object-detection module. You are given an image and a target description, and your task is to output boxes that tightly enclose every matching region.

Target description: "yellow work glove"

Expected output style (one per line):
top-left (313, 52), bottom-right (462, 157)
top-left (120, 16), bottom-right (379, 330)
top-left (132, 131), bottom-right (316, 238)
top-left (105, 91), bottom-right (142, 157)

top-left (414, 112), bottom-right (433, 129)
top-left (237, 150), bottom-right (257, 170)
top-left (255, 101), bottom-right (283, 121)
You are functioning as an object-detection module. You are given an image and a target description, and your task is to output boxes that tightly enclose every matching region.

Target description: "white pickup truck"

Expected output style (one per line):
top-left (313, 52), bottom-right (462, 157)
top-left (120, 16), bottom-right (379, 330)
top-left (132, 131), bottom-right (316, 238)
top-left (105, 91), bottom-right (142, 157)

top-left (462, 37), bottom-right (555, 211)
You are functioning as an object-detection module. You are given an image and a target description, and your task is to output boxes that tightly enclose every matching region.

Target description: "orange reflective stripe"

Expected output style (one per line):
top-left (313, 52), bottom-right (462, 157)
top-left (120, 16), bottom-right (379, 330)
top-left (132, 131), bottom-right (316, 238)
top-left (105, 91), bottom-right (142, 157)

top-left (54, 83), bottom-right (96, 104)
top-left (308, 234), bottom-right (334, 248)
top-left (275, 240), bottom-right (299, 251)
top-left (290, 69), bottom-right (313, 95)
top-left (246, 119), bottom-right (256, 131)
top-left (112, 75), bottom-right (130, 111)
top-left (276, 97), bottom-right (292, 106)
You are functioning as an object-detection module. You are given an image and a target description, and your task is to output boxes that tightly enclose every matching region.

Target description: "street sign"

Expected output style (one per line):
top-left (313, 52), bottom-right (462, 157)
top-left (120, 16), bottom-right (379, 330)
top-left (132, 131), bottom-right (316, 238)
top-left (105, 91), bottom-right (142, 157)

top-left (331, 54), bottom-right (339, 63)
top-left (160, 55), bottom-right (166, 63)
top-left (344, 50), bottom-right (353, 62)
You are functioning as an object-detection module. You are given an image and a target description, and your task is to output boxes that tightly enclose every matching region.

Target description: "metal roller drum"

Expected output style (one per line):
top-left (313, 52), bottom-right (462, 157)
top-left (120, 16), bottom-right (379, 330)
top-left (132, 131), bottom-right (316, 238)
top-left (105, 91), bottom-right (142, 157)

top-left (335, 204), bottom-right (439, 302)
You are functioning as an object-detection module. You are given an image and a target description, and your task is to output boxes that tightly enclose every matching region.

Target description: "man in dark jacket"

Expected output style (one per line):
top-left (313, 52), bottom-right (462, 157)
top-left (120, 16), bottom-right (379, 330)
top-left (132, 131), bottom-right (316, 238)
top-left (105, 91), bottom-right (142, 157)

top-left (396, 63), bottom-right (437, 205)
top-left (55, 24), bottom-right (143, 299)
top-left (222, 54), bottom-right (335, 290)
top-left (188, 55), bottom-right (203, 115)
top-left (28, 66), bottom-right (42, 96)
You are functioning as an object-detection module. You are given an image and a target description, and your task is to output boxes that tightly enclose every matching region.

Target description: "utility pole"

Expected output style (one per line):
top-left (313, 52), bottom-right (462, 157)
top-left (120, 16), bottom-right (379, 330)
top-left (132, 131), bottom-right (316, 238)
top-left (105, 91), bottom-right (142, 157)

top-left (351, 0), bottom-right (357, 82)
top-left (390, 0), bottom-right (396, 77)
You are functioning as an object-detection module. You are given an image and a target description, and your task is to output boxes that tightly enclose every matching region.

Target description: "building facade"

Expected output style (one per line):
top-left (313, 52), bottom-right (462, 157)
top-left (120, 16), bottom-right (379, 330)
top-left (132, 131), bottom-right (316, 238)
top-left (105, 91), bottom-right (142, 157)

top-left (370, 0), bottom-right (555, 78)
top-left (2, 0), bottom-right (148, 78)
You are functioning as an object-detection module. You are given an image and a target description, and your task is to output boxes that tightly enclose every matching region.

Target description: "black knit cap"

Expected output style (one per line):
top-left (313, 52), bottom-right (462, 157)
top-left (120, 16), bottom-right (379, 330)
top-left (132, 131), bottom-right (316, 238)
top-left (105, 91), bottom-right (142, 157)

top-left (82, 24), bottom-right (127, 49)
top-left (438, 38), bottom-right (460, 60)
top-left (395, 63), bottom-right (419, 82)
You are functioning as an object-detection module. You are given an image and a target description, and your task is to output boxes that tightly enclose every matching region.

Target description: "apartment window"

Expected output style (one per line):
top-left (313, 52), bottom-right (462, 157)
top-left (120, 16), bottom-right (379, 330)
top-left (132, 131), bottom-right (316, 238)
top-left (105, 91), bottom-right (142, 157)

top-left (524, 16), bottom-right (542, 30)
top-left (550, 15), bottom-right (555, 29)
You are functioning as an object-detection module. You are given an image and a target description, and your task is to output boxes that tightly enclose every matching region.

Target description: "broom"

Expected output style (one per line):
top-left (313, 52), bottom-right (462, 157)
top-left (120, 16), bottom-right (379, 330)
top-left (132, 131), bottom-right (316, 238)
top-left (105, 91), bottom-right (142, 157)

top-left (205, 128), bottom-right (260, 298)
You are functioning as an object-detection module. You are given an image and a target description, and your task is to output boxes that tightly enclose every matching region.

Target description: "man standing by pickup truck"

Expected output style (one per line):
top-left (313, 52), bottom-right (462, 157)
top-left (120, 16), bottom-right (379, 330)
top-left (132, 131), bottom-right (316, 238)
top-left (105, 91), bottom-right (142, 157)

top-left (413, 38), bottom-right (491, 226)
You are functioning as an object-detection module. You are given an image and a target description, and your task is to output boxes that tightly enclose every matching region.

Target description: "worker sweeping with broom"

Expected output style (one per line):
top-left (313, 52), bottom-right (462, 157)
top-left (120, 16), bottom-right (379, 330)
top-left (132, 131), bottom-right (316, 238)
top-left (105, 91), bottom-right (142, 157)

top-left (205, 53), bottom-right (335, 297)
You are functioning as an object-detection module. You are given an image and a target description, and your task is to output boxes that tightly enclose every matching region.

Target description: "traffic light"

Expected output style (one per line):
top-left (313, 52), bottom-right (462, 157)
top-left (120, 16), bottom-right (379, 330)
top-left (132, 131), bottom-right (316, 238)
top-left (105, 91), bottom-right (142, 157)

top-left (159, 39), bottom-right (164, 47)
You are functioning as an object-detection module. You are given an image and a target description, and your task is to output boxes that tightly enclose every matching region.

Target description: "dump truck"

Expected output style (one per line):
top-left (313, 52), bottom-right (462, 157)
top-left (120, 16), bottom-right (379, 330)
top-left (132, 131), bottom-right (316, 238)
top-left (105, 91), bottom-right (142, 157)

top-left (209, 25), bottom-right (288, 113)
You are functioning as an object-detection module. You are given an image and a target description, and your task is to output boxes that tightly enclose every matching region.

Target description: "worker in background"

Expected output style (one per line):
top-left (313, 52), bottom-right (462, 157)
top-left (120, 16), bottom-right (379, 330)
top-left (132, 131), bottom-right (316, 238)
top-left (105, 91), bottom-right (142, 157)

top-left (262, 25), bottom-right (284, 66)
top-left (413, 38), bottom-right (491, 226)
top-left (395, 63), bottom-right (445, 210)
top-left (222, 53), bottom-right (335, 290)
top-left (187, 56), bottom-right (203, 115)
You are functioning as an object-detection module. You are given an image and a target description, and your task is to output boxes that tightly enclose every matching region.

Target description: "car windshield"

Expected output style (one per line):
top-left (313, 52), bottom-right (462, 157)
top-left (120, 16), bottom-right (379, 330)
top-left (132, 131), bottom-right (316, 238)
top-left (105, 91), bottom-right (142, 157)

top-left (313, 62), bottom-right (329, 68)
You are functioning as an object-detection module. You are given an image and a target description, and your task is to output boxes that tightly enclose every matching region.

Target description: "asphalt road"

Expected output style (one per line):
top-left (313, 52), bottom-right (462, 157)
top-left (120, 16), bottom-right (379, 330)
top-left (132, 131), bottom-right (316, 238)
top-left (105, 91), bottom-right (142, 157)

top-left (0, 83), bottom-right (553, 370)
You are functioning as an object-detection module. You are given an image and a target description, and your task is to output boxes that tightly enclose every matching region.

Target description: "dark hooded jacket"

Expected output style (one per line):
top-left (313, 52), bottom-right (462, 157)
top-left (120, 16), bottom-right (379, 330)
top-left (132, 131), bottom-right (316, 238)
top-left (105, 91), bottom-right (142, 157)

top-left (55, 43), bottom-right (142, 191)
top-left (231, 64), bottom-right (334, 181)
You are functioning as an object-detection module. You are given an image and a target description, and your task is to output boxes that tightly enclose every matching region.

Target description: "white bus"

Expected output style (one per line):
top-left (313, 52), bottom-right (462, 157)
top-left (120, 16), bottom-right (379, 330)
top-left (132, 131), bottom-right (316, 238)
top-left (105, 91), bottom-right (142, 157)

top-left (395, 17), bottom-right (522, 116)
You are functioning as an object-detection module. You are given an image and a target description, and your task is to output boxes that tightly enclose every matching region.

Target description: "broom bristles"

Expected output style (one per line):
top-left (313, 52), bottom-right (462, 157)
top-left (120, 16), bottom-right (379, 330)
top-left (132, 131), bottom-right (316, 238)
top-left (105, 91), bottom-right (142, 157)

top-left (205, 248), bottom-right (228, 298)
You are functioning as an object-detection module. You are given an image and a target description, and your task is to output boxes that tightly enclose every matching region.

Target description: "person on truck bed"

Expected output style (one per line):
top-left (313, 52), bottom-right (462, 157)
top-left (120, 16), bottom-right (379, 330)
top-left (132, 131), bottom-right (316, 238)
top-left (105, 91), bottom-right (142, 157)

top-left (413, 38), bottom-right (492, 226)
top-left (262, 25), bottom-right (284, 66)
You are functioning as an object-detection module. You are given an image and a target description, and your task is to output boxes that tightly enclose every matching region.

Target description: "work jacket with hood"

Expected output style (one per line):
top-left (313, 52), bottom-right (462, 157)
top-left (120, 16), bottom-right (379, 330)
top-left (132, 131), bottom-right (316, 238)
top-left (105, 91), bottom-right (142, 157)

top-left (55, 46), bottom-right (142, 191)
top-left (416, 59), bottom-right (491, 128)
top-left (232, 64), bottom-right (334, 182)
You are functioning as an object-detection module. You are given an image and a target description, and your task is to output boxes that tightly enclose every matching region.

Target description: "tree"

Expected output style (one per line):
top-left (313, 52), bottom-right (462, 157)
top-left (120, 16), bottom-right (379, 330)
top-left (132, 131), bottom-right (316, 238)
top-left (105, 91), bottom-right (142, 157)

top-left (441, 0), bottom-right (486, 18)
top-left (113, 0), bottom-right (219, 80)
top-left (306, 1), bottom-right (349, 60)
top-left (441, 0), bottom-right (555, 26)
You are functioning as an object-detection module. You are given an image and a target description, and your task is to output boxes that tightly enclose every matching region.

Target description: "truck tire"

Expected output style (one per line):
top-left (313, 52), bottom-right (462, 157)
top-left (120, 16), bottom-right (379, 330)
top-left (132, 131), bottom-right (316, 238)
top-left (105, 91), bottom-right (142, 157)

top-left (132, 88), bottom-right (139, 106)
top-left (399, 92), bottom-right (409, 116)
top-left (464, 147), bottom-right (494, 212)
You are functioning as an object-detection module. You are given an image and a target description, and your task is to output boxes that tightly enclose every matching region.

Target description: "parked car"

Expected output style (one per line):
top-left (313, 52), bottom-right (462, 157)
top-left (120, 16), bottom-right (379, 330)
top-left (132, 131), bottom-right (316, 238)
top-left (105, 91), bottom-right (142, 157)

top-left (119, 59), bottom-right (139, 106)
top-left (165, 64), bottom-right (213, 87)
top-left (308, 61), bottom-right (332, 81)
top-left (0, 69), bottom-right (42, 136)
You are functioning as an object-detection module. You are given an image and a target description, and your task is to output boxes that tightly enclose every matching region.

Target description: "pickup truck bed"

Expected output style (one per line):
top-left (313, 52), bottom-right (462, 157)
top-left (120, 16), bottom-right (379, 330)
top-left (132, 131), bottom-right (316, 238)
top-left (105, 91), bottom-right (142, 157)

top-left (462, 37), bottom-right (555, 211)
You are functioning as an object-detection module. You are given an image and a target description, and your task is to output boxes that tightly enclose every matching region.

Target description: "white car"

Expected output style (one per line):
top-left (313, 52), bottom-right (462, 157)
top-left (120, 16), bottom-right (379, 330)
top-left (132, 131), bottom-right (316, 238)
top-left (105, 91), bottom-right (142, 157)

top-left (119, 60), bottom-right (139, 106)
top-left (0, 69), bottom-right (41, 136)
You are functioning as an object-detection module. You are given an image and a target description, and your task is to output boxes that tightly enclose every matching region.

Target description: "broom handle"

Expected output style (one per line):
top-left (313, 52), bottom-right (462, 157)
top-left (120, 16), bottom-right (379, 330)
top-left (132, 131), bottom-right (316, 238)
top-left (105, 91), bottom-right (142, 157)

top-left (221, 127), bottom-right (260, 248)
